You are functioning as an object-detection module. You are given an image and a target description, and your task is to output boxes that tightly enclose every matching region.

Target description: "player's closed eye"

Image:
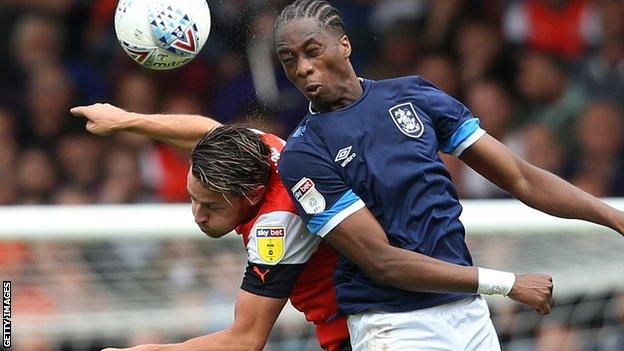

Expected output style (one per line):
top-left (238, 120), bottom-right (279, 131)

top-left (306, 48), bottom-right (320, 57)
top-left (190, 197), bottom-right (222, 210)
top-left (281, 56), bottom-right (296, 66)
top-left (207, 204), bottom-right (225, 211)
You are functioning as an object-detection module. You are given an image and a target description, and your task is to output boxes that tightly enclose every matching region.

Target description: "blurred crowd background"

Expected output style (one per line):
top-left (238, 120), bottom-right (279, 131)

top-left (2, 0), bottom-right (624, 205)
top-left (1, 0), bottom-right (624, 350)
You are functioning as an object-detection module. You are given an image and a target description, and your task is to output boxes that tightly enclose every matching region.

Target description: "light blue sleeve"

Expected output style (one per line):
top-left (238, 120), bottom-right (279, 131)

top-left (440, 118), bottom-right (486, 156)
top-left (307, 189), bottom-right (365, 237)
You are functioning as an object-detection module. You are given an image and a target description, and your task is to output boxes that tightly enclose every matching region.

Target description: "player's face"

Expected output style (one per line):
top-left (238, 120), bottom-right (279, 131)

top-left (275, 18), bottom-right (354, 112)
top-left (187, 171), bottom-right (254, 238)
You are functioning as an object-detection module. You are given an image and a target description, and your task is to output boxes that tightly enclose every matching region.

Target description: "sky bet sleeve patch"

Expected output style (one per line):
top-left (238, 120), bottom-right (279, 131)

top-left (255, 226), bottom-right (285, 263)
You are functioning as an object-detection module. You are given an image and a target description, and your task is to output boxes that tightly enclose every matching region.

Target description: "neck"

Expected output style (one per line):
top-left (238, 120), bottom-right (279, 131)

top-left (239, 201), bottom-right (262, 226)
top-left (244, 190), bottom-right (267, 223)
top-left (314, 71), bottom-right (363, 113)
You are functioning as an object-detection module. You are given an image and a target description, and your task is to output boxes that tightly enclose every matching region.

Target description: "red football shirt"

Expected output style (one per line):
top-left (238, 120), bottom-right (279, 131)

top-left (235, 132), bottom-right (348, 351)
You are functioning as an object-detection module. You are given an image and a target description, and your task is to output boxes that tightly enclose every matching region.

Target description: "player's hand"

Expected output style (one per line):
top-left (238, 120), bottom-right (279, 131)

top-left (507, 273), bottom-right (553, 315)
top-left (70, 103), bottom-right (129, 136)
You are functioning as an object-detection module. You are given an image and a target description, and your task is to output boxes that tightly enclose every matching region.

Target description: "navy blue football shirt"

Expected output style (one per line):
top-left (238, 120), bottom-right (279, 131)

top-left (278, 76), bottom-right (486, 314)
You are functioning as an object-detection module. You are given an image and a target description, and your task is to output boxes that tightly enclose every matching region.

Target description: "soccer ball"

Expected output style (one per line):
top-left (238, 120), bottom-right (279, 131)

top-left (114, 0), bottom-right (211, 70)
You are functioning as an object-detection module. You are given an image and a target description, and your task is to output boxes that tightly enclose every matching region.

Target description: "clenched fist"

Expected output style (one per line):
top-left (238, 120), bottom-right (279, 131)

top-left (508, 273), bottom-right (553, 315)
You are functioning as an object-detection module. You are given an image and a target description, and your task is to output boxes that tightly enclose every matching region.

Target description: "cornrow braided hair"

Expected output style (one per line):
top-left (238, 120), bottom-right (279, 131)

top-left (190, 125), bottom-right (271, 198)
top-left (274, 0), bottom-right (346, 38)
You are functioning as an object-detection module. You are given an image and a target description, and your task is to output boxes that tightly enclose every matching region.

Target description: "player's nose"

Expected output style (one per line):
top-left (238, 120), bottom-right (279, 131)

top-left (296, 58), bottom-right (313, 78)
top-left (193, 205), bottom-right (210, 223)
top-left (195, 217), bottom-right (209, 227)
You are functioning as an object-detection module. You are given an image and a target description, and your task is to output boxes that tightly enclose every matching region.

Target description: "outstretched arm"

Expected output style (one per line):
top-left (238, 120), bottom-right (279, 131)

top-left (460, 134), bottom-right (624, 237)
top-left (278, 141), bottom-right (553, 315)
top-left (70, 103), bottom-right (221, 150)
top-left (325, 207), bottom-right (553, 315)
top-left (102, 290), bottom-right (286, 351)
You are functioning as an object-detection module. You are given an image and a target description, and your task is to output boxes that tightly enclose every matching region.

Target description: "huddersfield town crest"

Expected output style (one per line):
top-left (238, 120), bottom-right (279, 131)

top-left (255, 226), bottom-right (285, 263)
top-left (389, 102), bottom-right (424, 138)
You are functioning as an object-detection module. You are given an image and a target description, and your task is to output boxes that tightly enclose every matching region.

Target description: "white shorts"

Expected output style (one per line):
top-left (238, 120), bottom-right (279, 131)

top-left (347, 296), bottom-right (500, 351)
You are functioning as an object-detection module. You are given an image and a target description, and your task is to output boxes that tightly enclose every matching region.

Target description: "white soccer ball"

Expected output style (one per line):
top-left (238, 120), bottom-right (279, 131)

top-left (114, 0), bottom-right (211, 70)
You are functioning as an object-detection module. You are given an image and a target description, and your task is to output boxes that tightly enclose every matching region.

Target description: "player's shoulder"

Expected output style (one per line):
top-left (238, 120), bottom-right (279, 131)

top-left (237, 197), bottom-right (298, 237)
top-left (371, 75), bottom-right (440, 95)
top-left (249, 129), bottom-right (286, 150)
top-left (371, 75), bottom-right (421, 88)
top-left (264, 180), bottom-right (298, 212)
top-left (282, 120), bottom-right (325, 158)
top-left (251, 209), bottom-right (302, 231)
top-left (279, 126), bottom-right (331, 179)
top-left (237, 170), bottom-right (298, 232)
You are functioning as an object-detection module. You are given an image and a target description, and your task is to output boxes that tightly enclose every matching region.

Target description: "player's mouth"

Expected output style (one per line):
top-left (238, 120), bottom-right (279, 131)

top-left (305, 83), bottom-right (323, 97)
top-left (197, 224), bottom-right (213, 235)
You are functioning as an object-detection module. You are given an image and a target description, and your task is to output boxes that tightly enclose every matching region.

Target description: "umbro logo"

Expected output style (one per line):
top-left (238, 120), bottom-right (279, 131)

top-left (335, 146), bottom-right (352, 162)
top-left (335, 146), bottom-right (356, 167)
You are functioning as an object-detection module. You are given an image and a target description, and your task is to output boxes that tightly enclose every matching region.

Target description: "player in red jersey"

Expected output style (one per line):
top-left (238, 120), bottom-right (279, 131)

top-left (72, 103), bottom-right (349, 351)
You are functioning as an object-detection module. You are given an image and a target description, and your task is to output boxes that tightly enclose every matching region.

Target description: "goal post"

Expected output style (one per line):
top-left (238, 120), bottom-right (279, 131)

top-left (1, 199), bottom-right (622, 238)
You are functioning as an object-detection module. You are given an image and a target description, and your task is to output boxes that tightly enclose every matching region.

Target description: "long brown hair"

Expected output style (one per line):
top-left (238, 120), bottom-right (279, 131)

top-left (190, 125), bottom-right (271, 197)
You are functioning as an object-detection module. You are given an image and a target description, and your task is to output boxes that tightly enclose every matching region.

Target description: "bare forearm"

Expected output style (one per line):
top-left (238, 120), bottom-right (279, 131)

top-left (329, 210), bottom-right (479, 294)
top-left (102, 292), bottom-right (279, 351)
top-left (514, 163), bottom-right (624, 232)
top-left (122, 112), bottom-right (221, 150)
top-left (155, 329), bottom-right (258, 351)
top-left (372, 247), bottom-right (478, 293)
top-left (462, 135), bottom-right (624, 235)
top-left (155, 291), bottom-right (280, 351)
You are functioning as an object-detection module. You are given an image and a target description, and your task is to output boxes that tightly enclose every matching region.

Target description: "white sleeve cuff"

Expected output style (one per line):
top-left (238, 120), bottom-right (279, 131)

top-left (451, 128), bottom-right (486, 157)
top-left (316, 199), bottom-right (366, 238)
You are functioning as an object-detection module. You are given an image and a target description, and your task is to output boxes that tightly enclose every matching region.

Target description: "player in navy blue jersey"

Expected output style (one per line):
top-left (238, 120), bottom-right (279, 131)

top-left (274, 1), bottom-right (624, 349)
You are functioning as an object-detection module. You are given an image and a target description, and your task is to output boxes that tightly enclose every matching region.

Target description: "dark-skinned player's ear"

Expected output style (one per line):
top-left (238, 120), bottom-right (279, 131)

top-left (340, 35), bottom-right (351, 58)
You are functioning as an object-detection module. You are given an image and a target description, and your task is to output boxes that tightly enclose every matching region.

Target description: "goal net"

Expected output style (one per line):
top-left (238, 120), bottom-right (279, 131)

top-left (2, 200), bottom-right (623, 350)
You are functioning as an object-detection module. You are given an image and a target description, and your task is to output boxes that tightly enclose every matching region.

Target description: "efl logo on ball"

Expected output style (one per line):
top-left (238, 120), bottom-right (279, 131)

top-left (114, 0), bottom-right (211, 70)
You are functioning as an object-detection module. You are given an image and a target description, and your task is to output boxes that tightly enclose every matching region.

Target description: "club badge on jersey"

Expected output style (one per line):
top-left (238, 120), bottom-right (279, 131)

top-left (389, 102), bottom-right (425, 138)
top-left (292, 178), bottom-right (326, 214)
top-left (256, 226), bottom-right (285, 263)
